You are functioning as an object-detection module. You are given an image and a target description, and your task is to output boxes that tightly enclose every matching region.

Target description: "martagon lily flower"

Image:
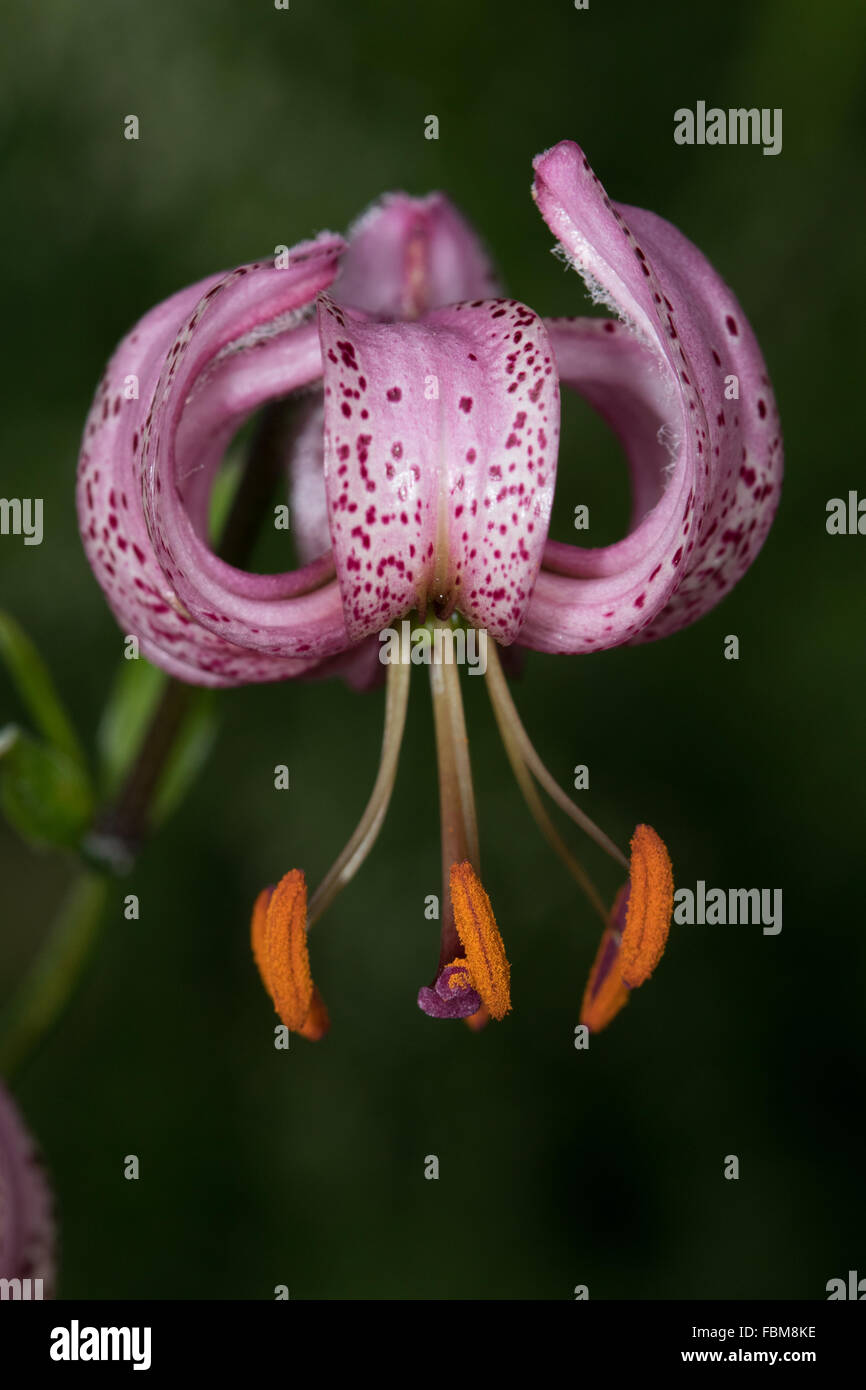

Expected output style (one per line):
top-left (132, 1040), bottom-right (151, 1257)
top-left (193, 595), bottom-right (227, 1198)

top-left (77, 141), bottom-right (781, 1038)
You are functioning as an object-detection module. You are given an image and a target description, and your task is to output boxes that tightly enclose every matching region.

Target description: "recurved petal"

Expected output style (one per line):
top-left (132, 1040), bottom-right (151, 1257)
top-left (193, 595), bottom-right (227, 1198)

top-left (318, 295), bottom-right (559, 644)
top-left (77, 236), bottom-right (350, 686)
top-left (337, 192), bottom-right (499, 321)
top-left (298, 634), bottom-right (385, 692)
top-left (0, 1082), bottom-right (55, 1292)
top-left (520, 140), bottom-right (781, 653)
top-left (286, 397), bottom-right (332, 565)
top-left (283, 196), bottom-right (498, 595)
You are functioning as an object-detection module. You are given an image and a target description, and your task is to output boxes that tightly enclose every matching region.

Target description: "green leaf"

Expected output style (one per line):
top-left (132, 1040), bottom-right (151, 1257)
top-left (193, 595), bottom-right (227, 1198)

top-left (0, 728), bottom-right (94, 848)
top-left (0, 611), bottom-right (88, 770)
top-left (96, 657), bottom-right (167, 794)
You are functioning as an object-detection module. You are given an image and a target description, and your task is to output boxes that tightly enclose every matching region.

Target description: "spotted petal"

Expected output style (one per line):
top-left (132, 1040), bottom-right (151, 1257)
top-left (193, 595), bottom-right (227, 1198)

top-left (77, 236), bottom-right (350, 686)
top-left (0, 1082), bottom-right (55, 1292)
top-left (520, 140), bottom-right (782, 653)
top-left (336, 191), bottom-right (499, 320)
top-left (282, 193), bottom-right (503, 684)
top-left (287, 191), bottom-right (501, 572)
top-left (319, 295), bottom-right (559, 644)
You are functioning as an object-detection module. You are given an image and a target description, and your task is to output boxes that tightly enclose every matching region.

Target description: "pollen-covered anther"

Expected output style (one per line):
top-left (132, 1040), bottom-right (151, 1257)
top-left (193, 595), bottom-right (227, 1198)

top-left (580, 886), bottom-right (631, 1033)
top-left (250, 869), bottom-right (330, 1040)
top-left (580, 824), bottom-right (674, 1033)
top-left (619, 824), bottom-right (674, 988)
top-left (449, 861), bottom-right (511, 1021)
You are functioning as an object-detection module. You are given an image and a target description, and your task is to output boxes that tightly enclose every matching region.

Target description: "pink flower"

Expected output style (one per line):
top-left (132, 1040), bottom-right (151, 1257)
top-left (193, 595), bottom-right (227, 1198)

top-left (77, 142), bottom-right (781, 1034)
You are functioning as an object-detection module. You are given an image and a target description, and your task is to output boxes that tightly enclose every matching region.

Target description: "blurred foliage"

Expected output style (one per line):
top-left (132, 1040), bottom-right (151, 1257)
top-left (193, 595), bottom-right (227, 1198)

top-left (0, 0), bottom-right (864, 1299)
top-left (97, 658), bottom-right (218, 825)
top-left (0, 727), bottom-right (93, 850)
top-left (0, 610), bottom-right (88, 769)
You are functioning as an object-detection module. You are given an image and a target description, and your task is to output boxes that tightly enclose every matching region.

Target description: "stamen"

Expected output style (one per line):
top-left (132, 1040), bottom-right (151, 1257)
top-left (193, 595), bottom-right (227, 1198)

top-left (580, 886), bottom-right (631, 1032)
top-left (307, 657), bottom-right (411, 927)
top-left (450, 861), bottom-right (511, 1020)
top-left (618, 823), bottom-right (674, 987)
top-left (297, 988), bottom-right (330, 1042)
top-left (485, 691), bottom-right (608, 924)
top-left (484, 639), bottom-right (627, 869)
top-left (250, 869), bottom-right (330, 1039)
top-left (250, 885), bottom-right (271, 984)
top-left (427, 624), bottom-right (480, 968)
top-left (265, 870), bottom-right (312, 1027)
top-left (580, 825), bottom-right (674, 1032)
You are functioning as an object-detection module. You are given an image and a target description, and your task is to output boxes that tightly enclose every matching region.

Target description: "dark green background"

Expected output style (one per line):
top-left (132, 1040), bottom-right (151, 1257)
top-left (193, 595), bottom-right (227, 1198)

top-left (1, 0), bottom-right (864, 1299)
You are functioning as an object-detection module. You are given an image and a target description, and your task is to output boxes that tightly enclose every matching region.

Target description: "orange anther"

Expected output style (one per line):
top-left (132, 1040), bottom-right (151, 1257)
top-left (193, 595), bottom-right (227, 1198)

top-left (619, 824), bottom-right (674, 988)
top-left (449, 861), bottom-right (511, 1020)
top-left (297, 987), bottom-right (330, 1041)
top-left (250, 886), bottom-right (271, 984)
top-left (580, 827), bottom-right (674, 1033)
top-left (250, 869), bottom-right (329, 1038)
top-left (580, 887), bottom-right (631, 1033)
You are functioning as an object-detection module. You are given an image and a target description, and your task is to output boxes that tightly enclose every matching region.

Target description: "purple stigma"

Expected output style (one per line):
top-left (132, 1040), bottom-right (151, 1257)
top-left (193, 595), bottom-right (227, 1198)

top-left (417, 962), bottom-right (482, 1019)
